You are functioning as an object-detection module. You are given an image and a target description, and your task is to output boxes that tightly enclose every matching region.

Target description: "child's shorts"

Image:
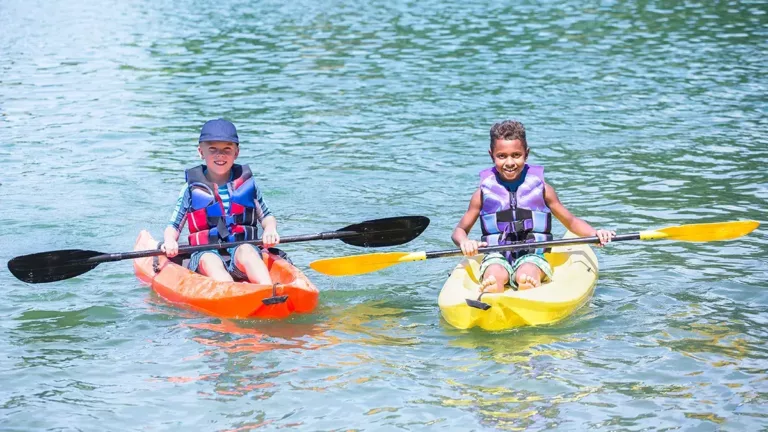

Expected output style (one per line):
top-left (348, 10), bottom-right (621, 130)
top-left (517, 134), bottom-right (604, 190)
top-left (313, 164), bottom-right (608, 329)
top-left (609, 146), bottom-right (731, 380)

top-left (187, 245), bottom-right (250, 281)
top-left (479, 253), bottom-right (553, 290)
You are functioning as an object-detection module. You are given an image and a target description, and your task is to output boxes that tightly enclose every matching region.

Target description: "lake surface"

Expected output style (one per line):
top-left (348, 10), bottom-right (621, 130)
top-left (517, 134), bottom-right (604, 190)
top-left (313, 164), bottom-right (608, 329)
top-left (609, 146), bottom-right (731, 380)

top-left (1, 0), bottom-right (766, 430)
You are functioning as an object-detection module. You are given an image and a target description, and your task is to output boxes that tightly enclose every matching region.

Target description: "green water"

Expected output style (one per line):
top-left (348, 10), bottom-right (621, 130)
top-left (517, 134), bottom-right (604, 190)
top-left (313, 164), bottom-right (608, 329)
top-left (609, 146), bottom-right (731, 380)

top-left (2, 0), bottom-right (766, 430)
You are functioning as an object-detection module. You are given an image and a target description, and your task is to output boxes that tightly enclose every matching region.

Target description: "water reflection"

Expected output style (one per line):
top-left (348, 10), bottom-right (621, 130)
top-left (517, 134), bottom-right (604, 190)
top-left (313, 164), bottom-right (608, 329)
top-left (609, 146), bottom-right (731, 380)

top-left (448, 328), bottom-right (579, 365)
top-left (424, 379), bottom-right (597, 431)
top-left (157, 299), bottom-right (418, 403)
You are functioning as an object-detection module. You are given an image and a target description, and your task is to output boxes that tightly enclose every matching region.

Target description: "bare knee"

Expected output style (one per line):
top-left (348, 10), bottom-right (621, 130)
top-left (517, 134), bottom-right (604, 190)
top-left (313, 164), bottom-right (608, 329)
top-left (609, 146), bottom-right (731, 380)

top-left (516, 263), bottom-right (543, 280)
top-left (234, 245), bottom-right (267, 271)
top-left (198, 253), bottom-right (232, 282)
top-left (199, 253), bottom-right (224, 271)
top-left (515, 263), bottom-right (543, 289)
top-left (235, 244), bottom-right (260, 261)
top-left (485, 264), bottom-right (509, 278)
top-left (483, 264), bottom-right (509, 287)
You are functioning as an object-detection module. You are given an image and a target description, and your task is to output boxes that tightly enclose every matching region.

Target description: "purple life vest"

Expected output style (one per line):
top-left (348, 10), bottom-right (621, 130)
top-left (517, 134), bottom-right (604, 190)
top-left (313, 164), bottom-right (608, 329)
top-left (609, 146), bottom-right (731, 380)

top-left (479, 164), bottom-right (553, 262)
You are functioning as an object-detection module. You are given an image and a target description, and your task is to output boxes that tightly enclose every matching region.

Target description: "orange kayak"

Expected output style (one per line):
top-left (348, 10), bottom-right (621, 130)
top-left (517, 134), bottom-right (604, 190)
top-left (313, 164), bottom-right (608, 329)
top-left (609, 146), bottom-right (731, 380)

top-left (132, 230), bottom-right (319, 319)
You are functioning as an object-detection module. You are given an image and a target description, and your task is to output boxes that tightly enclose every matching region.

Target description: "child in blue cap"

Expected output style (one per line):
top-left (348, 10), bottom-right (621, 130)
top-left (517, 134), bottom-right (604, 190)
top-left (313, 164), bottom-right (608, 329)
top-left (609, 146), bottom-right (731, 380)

top-left (161, 119), bottom-right (279, 284)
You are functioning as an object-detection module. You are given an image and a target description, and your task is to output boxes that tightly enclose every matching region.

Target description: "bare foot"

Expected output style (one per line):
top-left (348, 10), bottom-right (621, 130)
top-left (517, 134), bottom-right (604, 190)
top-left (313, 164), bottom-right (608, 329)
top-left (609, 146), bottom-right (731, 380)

top-left (480, 275), bottom-right (505, 293)
top-left (516, 274), bottom-right (541, 291)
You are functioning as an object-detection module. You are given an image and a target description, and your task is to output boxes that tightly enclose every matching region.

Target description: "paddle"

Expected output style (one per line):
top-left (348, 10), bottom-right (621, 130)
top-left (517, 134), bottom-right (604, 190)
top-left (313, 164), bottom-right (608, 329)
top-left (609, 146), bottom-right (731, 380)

top-left (309, 220), bottom-right (760, 276)
top-left (8, 216), bottom-right (430, 284)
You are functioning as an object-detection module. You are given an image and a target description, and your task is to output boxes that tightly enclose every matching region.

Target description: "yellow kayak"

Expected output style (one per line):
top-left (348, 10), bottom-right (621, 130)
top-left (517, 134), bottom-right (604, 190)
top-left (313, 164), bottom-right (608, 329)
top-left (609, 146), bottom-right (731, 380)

top-left (438, 232), bottom-right (599, 331)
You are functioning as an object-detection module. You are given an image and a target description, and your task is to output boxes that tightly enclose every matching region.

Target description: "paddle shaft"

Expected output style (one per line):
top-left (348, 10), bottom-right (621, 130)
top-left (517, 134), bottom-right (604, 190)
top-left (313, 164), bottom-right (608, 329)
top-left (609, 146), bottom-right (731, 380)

top-left (425, 233), bottom-right (641, 259)
top-left (8, 215), bottom-right (431, 284)
top-left (87, 230), bottom-right (359, 264)
top-left (308, 220), bottom-right (759, 277)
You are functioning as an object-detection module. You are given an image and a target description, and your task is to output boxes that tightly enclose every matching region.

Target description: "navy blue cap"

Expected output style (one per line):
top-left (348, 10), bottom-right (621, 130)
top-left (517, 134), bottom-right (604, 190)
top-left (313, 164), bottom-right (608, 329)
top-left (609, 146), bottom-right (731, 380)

top-left (199, 119), bottom-right (239, 144)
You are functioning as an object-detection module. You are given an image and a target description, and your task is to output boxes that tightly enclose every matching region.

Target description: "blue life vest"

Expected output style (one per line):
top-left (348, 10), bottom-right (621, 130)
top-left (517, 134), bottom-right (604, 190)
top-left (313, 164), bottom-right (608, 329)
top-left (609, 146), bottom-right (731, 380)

top-left (185, 164), bottom-right (261, 245)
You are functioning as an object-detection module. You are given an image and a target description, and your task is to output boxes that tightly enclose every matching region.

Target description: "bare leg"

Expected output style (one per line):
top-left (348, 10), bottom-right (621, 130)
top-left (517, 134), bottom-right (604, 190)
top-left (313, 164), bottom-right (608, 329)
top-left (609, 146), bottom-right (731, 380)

top-left (480, 263), bottom-right (509, 293)
top-left (234, 244), bottom-right (273, 285)
top-left (198, 252), bottom-right (234, 282)
top-left (515, 262), bottom-right (544, 291)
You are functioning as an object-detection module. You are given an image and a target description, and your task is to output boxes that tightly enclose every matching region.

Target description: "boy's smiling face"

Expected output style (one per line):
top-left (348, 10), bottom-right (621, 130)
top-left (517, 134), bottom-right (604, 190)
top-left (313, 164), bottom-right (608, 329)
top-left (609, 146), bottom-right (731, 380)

top-left (198, 141), bottom-right (239, 177)
top-left (490, 139), bottom-right (529, 182)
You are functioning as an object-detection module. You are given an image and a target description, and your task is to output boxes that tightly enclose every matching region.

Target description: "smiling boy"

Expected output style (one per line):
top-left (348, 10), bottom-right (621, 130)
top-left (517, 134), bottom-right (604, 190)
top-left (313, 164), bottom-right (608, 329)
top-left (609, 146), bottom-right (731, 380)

top-left (452, 120), bottom-right (614, 292)
top-left (161, 119), bottom-right (279, 284)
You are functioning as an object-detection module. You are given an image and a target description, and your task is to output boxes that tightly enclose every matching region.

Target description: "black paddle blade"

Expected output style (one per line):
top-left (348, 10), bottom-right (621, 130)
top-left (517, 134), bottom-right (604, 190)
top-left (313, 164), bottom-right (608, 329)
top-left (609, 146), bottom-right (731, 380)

top-left (8, 249), bottom-right (104, 284)
top-left (340, 216), bottom-right (430, 247)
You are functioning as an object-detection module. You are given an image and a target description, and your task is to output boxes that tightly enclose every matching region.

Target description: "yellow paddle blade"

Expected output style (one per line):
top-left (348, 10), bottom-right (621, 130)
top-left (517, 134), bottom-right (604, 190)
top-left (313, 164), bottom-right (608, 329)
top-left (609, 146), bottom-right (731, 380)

top-left (640, 220), bottom-right (759, 242)
top-left (309, 251), bottom-right (427, 276)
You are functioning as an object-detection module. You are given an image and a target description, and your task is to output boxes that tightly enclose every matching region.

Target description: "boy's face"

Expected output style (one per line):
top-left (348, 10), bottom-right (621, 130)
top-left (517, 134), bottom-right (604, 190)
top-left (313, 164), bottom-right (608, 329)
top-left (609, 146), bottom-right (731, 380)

top-left (489, 139), bottom-right (528, 182)
top-left (198, 141), bottom-right (239, 176)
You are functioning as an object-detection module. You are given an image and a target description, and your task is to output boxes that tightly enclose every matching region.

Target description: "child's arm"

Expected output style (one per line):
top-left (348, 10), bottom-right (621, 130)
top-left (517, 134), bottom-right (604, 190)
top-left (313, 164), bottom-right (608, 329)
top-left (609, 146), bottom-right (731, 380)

top-left (544, 183), bottom-right (614, 245)
top-left (162, 185), bottom-right (189, 257)
top-left (260, 215), bottom-right (279, 248)
top-left (163, 226), bottom-right (181, 257)
top-left (253, 184), bottom-right (279, 247)
top-left (452, 189), bottom-right (488, 256)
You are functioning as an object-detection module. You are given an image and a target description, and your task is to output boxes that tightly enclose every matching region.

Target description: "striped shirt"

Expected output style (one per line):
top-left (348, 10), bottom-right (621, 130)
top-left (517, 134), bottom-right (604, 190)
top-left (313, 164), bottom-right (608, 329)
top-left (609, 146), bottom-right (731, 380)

top-left (168, 171), bottom-right (272, 232)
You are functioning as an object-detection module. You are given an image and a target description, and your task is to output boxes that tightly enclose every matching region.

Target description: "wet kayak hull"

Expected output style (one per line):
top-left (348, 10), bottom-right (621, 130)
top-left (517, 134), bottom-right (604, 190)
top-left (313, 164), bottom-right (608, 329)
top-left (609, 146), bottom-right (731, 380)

top-left (438, 232), bottom-right (599, 331)
top-left (133, 231), bottom-right (318, 319)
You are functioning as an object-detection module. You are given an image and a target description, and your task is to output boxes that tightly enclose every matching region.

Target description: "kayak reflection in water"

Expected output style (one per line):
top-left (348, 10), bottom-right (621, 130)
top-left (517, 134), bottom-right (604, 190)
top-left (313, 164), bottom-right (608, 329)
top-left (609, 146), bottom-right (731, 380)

top-left (452, 120), bottom-right (614, 293)
top-left (161, 119), bottom-right (280, 284)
